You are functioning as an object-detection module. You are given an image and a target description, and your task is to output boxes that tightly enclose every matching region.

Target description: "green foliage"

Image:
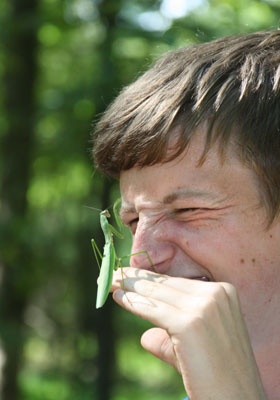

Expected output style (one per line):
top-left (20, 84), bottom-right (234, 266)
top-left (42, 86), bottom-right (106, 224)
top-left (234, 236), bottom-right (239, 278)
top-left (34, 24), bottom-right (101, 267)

top-left (1, 0), bottom-right (280, 399)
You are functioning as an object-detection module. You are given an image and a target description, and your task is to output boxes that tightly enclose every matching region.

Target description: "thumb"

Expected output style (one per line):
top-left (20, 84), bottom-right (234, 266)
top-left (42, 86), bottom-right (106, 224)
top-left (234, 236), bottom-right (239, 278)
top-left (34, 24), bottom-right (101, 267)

top-left (140, 327), bottom-right (181, 373)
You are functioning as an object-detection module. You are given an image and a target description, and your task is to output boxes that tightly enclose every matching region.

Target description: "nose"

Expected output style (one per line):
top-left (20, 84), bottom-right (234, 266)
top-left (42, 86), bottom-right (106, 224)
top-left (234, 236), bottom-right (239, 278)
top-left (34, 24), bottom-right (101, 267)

top-left (129, 217), bottom-right (174, 270)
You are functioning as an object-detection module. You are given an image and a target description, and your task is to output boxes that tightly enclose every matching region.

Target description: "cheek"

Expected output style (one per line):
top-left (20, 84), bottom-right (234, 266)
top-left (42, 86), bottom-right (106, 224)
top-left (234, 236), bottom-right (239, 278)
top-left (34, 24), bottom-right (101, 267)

top-left (172, 222), bottom-right (250, 281)
top-left (184, 224), bottom-right (276, 296)
top-left (153, 219), bottom-right (275, 288)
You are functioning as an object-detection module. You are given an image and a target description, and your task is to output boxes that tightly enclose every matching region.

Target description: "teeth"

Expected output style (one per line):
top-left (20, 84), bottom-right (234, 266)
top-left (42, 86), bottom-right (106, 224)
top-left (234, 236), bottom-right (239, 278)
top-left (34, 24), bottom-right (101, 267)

top-left (191, 276), bottom-right (210, 282)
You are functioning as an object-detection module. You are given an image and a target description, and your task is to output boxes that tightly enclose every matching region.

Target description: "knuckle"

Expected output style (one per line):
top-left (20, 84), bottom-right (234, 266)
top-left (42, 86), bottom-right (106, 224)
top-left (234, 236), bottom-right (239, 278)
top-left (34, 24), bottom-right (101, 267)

top-left (175, 284), bottom-right (240, 334)
top-left (208, 282), bottom-right (237, 302)
top-left (211, 283), bottom-right (227, 298)
top-left (220, 282), bottom-right (238, 297)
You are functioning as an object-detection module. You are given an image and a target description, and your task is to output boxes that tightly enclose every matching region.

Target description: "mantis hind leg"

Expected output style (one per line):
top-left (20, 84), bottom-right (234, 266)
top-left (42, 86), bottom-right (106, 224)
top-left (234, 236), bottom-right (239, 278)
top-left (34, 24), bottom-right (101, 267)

top-left (91, 239), bottom-right (103, 270)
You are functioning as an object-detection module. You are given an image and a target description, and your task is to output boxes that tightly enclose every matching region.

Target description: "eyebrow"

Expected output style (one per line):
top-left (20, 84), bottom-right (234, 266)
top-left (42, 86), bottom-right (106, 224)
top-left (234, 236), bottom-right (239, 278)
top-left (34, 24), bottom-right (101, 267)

top-left (120, 188), bottom-right (217, 218)
top-left (162, 188), bottom-right (217, 204)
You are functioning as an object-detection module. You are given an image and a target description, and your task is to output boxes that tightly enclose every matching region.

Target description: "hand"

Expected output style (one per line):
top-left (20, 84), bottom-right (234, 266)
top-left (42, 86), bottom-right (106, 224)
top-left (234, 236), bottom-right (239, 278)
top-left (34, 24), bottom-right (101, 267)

top-left (112, 268), bottom-right (266, 400)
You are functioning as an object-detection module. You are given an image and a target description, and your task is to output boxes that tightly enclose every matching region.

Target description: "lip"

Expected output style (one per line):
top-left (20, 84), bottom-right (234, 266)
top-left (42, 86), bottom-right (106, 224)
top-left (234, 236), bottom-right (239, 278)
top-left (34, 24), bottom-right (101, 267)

top-left (147, 261), bottom-right (214, 282)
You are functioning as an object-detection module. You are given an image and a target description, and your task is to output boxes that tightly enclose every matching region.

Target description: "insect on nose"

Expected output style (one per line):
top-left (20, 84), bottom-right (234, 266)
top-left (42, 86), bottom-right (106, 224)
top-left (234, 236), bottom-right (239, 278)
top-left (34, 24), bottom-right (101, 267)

top-left (129, 223), bottom-right (156, 269)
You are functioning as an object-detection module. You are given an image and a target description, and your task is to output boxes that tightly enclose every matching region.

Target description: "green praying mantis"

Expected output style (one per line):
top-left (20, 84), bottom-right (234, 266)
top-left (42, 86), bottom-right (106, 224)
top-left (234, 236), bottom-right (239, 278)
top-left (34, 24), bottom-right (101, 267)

top-left (91, 198), bottom-right (154, 309)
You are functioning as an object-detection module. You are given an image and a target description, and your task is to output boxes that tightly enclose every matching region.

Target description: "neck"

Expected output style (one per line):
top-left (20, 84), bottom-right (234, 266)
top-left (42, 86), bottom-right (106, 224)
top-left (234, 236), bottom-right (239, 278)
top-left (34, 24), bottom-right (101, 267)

top-left (251, 307), bottom-right (280, 400)
top-left (255, 340), bottom-right (280, 400)
top-left (245, 266), bottom-right (280, 400)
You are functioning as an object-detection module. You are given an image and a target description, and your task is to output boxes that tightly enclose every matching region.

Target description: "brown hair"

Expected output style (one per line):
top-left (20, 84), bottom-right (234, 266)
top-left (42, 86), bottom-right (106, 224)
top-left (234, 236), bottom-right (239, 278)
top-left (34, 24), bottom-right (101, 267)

top-left (93, 30), bottom-right (280, 222)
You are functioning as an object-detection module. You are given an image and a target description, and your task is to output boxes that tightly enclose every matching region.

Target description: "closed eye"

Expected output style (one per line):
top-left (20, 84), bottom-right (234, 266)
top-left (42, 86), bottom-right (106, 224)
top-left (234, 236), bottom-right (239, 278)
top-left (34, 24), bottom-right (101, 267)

top-left (174, 208), bottom-right (198, 214)
top-left (172, 207), bottom-right (213, 220)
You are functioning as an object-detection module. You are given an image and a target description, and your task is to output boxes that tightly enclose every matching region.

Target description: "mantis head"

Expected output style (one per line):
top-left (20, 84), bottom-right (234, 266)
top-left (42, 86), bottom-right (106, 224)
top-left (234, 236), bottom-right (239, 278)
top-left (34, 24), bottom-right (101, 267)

top-left (101, 209), bottom-right (111, 218)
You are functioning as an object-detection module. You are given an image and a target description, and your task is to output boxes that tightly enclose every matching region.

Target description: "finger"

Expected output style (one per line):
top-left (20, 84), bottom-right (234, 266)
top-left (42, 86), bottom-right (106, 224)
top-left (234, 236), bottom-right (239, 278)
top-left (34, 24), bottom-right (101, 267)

top-left (113, 274), bottom-right (235, 316)
top-left (112, 268), bottom-right (239, 310)
top-left (141, 328), bottom-right (181, 372)
top-left (113, 267), bottom-right (214, 294)
top-left (113, 277), bottom-right (198, 310)
top-left (113, 289), bottom-right (190, 334)
top-left (112, 267), bottom-right (164, 288)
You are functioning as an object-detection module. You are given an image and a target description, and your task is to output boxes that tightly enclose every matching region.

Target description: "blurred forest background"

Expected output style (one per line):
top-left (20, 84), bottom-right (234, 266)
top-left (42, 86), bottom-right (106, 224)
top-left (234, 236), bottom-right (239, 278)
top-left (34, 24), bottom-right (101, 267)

top-left (0, 0), bottom-right (280, 399)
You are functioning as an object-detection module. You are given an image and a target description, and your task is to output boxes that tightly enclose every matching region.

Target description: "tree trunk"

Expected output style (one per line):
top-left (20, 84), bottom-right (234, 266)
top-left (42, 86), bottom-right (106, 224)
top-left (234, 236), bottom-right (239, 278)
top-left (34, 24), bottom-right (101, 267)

top-left (0, 1), bottom-right (38, 399)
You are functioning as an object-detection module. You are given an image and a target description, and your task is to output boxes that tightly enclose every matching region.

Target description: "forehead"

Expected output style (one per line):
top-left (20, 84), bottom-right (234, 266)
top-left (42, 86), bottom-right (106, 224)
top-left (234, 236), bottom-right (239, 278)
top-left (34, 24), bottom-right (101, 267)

top-left (119, 130), bottom-right (259, 209)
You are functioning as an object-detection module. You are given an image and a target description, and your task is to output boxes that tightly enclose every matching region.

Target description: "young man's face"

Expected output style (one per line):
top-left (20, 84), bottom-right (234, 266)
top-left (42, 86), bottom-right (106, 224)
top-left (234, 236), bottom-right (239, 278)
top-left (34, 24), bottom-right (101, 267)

top-left (119, 130), bottom-right (280, 345)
